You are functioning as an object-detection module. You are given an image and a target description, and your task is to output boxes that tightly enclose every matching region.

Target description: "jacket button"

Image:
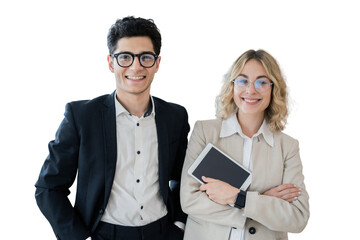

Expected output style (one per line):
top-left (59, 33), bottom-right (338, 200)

top-left (99, 209), bottom-right (104, 214)
top-left (249, 227), bottom-right (256, 234)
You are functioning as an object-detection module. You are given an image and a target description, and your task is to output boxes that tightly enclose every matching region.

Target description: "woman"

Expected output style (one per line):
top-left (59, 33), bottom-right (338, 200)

top-left (180, 49), bottom-right (309, 240)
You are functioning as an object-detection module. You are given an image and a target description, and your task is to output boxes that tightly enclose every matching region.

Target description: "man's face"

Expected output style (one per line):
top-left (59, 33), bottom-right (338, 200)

top-left (107, 36), bottom-right (161, 97)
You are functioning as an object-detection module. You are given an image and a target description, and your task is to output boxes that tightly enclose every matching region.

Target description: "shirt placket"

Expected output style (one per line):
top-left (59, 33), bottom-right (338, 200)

top-left (231, 136), bottom-right (253, 240)
top-left (134, 117), bottom-right (145, 221)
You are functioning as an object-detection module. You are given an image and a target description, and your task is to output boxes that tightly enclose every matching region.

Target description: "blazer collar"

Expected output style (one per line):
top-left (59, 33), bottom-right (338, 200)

top-left (103, 90), bottom-right (116, 108)
top-left (114, 92), bottom-right (155, 118)
top-left (220, 113), bottom-right (274, 147)
top-left (101, 91), bottom-right (117, 207)
top-left (153, 97), bottom-right (170, 202)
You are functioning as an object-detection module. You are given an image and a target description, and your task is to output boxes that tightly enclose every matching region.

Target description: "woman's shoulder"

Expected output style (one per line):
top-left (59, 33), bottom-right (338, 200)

top-left (274, 131), bottom-right (298, 142)
top-left (191, 119), bottom-right (223, 139)
top-left (195, 118), bottom-right (222, 127)
top-left (273, 131), bottom-right (300, 152)
top-left (193, 118), bottom-right (223, 132)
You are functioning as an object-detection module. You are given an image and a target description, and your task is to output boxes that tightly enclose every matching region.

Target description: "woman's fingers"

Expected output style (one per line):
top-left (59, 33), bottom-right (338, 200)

top-left (264, 184), bottom-right (302, 202)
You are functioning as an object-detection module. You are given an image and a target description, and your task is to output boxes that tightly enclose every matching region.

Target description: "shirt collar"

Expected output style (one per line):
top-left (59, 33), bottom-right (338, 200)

top-left (114, 92), bottom-right (155, 118)
top-left (220, 113), bottom-right (274, 147)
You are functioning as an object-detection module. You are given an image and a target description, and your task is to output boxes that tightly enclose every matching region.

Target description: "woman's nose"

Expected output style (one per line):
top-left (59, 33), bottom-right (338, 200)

top-left (246, 81), bottom-right (257, 93)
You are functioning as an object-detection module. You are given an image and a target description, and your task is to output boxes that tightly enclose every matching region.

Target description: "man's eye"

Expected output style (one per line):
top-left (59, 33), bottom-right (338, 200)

top-left (118, 54), bottom-right (132, 61)
top-left (141, 55), bottom-right (155, 61)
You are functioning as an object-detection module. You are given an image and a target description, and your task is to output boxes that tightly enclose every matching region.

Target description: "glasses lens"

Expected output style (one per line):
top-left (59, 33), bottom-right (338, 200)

top-left (117, 53), bottom-right (133, 67)
top-left (234, 78), bottom-right (248, 87)
top-left (234, 78), bottom-right (271, 92)
top-left (254, 79), bottom-right (271, 92)
top-left (140, 54), bottom-right (156, 67)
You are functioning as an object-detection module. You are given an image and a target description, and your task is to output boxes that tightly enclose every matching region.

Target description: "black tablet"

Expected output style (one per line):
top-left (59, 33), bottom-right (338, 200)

top-left (188, 143), bottom-right (252, 190)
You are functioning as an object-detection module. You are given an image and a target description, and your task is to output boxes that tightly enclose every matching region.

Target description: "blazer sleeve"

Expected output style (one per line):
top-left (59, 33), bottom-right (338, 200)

top-left (180, 121), bottom-right (247, 229)
top-left (35, 103), bottom-right (90, 240)
top-left (244, 139), bottom-right (310, 233)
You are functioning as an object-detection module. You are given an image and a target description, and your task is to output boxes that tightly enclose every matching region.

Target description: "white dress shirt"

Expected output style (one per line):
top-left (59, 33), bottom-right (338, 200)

top-left (100, 95), bottom-right (167, 226)
top-left (220, 113), bottom-right (273, 240)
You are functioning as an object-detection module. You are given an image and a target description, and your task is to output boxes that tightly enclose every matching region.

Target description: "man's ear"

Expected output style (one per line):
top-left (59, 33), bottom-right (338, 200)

top-left (154, 56), bottom-right (161, 73)
top-left (107, 55), bottom-right (114, 73)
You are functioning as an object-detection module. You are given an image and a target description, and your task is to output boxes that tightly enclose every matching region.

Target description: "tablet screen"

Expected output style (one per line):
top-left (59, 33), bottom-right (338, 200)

top-left (188, 143), bottom-right (251, 190)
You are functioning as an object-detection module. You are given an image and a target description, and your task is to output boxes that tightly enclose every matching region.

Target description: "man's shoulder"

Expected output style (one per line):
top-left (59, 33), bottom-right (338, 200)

top-left (68, 93), bottom-right (113, 109)
top-left (153, 96), bottom-right (187, 114)
top-left (63, 93), bottom-right (114, 120)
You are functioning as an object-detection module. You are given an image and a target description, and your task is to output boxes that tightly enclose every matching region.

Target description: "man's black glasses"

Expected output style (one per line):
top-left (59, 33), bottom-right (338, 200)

top-left (111, 51), bottom-right (159, 68)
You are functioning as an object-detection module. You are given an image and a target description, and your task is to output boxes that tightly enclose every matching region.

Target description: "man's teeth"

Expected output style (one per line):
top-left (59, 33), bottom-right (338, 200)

top-left (127, 76), bottom-right (144, 80)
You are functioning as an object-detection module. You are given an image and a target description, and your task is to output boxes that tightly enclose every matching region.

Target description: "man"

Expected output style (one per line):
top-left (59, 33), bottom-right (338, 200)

top-left (35, 16), bottom-right (189, 240)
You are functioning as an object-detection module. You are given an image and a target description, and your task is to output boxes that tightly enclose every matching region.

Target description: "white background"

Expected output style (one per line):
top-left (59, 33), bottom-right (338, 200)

top-left (1, 0), bottom-right (359, 239)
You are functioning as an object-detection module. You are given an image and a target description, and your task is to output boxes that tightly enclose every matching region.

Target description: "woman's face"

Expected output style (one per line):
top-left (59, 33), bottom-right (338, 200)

top-left (233, 59), bottom-right (272, 120)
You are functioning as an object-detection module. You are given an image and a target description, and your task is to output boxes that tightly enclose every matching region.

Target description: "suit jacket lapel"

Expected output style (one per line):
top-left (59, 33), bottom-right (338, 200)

top-left (154, 98), bottom-right (170, 202)
top-left (251, 135), bottom-right (273, 192)
top-left (101, 91), bottom-right (117, 206)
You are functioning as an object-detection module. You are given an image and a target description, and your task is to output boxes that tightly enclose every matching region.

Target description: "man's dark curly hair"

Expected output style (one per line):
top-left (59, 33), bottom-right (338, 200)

top-left (107, 16), bottom-right (162, 55)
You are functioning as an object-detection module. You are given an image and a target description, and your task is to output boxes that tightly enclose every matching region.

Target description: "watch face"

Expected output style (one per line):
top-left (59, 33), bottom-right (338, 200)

top-left (235, 191), bottom-right (246, 208)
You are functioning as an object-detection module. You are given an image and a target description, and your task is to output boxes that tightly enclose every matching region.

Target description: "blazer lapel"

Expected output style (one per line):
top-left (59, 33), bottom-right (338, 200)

top-left (251, 135), bottom-right (273, 192)
top-left (101, 91), bottom-right (117, 205)
top-left (154, 98), bottom-right (170, 202)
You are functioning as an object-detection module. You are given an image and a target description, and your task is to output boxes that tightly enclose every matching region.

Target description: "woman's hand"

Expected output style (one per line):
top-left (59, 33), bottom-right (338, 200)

top-left (199, 176), bottom-right (240, 205)
top-left (263, 184), bottom-right (301, 202)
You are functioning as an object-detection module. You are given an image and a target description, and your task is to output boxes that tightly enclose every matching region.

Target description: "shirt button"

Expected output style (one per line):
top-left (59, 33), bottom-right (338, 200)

top-left (141, 206), bottom-right (144, 210)
top-left (136, 179), bottom-right (140, 183)
top-left (137, 151), bottom-right (140, 155)
top-left (249, 227), bottom-right (256, 234)
top-left (137, 123), bottom-right (140, 126)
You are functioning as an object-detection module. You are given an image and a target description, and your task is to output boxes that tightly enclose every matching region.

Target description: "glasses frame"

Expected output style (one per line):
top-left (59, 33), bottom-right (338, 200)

top-left (111, 51), bottom-right (159, 68)
top-left (232, 77), bottom-right (273, 92)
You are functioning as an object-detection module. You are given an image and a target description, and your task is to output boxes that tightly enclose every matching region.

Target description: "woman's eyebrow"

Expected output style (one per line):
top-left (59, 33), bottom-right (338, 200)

top-left (238, 74), bottom-right (248, 78)
top-left (256, 75), bottom-right (269, 79)
top-left (239, 74), bottom-right (269, 79)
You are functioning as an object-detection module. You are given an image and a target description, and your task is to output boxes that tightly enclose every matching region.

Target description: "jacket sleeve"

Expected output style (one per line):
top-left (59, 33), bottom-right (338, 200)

top-left (35, 103), bottom-right (90, 240)
top-left (180, 121), bottom-right (247, 229)
top-left (244, 139), bottom-right (310, 233)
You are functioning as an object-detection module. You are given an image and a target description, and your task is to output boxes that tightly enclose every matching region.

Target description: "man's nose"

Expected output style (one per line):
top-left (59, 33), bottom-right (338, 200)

top-left (129, 57), bottom-right (144, 70)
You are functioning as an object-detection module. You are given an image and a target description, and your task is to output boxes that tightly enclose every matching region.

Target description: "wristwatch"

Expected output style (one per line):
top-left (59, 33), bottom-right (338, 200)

top-left (234, 190), bottom-right (247, 209)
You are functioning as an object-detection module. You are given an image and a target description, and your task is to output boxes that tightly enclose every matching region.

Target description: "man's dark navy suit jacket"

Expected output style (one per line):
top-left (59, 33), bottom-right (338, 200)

top-left (35, 92), bottom-right (190, 240)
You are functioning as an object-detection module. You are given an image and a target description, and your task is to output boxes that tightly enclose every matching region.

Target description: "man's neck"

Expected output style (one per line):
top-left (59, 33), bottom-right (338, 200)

top-left (116, 91), bottom-right (151, 118)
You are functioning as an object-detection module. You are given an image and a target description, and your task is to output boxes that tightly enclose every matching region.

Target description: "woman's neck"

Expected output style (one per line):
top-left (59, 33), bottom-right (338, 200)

top-left (237, 112), bottom-right (264, 138)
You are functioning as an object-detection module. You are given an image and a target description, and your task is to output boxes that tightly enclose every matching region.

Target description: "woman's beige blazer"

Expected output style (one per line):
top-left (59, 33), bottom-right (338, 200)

top-left (180, 119), bottom-right (309, 240)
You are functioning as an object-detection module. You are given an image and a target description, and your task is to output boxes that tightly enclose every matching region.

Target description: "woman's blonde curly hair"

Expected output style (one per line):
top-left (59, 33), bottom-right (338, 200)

top-left (215, 49), bottom-right (288, 132)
